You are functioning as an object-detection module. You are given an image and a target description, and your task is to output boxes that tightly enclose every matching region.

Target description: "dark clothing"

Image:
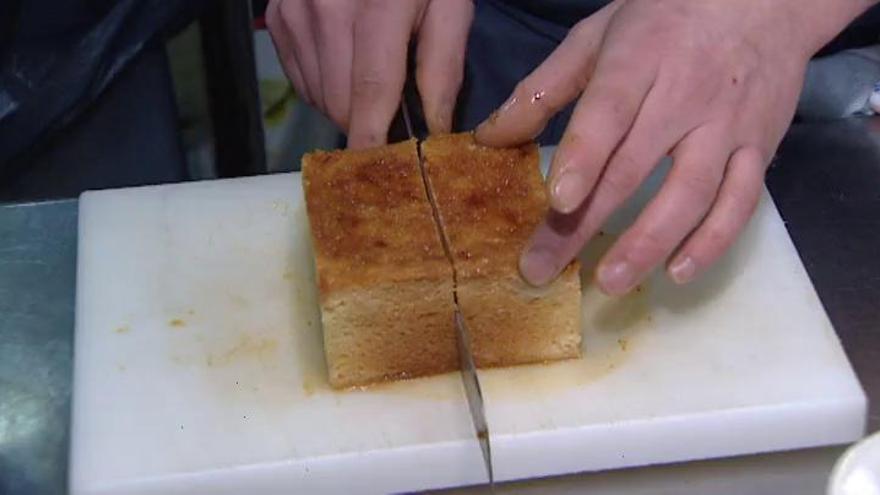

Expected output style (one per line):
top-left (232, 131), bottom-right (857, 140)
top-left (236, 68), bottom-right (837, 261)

top-left (0, 0), bottom-right (204, 179)
top-left (2, 0), bottom-right (879, 183)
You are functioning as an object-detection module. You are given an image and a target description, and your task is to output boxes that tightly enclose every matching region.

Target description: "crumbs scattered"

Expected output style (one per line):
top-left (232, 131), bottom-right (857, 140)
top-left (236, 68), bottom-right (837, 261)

top-left (169, 319), bottom-right (186, 328)
top-left (617, 338), bottom-right (629, 352)
top-left (113, 325), bottom-right (130, 334)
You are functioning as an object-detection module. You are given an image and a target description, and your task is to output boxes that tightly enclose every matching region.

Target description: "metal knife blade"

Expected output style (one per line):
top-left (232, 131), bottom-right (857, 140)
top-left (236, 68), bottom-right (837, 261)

top-left (454, 308), bottom-right (494, 485)
top-left (401, 98), bottom-right (415, 140)
top-left (401, 97), bottom-right (493, 484)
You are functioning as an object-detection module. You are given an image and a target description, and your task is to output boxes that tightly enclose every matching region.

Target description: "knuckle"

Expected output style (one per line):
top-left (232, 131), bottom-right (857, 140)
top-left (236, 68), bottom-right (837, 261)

top-left (680, 171), bottom-right (720, 204)
top-left (352, 70), bottom-right (388, 98)
top-left (602, 158), bottom-right (642, 197)
top-left (632, 227), bottom-right (671, 258)
top-left (702, 224), bottom-right (731, 253)
top-left (595, 86), bottom-right (637, 134)
top-left (417, 57), bottom-right (464, 92)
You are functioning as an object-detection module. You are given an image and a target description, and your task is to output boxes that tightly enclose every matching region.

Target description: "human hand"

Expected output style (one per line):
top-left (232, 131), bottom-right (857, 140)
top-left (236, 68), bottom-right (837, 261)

top-left (476, 0), bottom-right (872, 294)
top-left (266, 0), bottom-right (474, 149)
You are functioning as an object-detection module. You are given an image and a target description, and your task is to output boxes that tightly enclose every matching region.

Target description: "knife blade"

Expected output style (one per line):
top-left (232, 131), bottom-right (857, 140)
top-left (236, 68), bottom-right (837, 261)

top-left (454, 307), bottom-right (494, 485)
top-left (400, 94), bottom-right (495, 484)
top-left (401, 97), bottom-right (415, 141)
top-left (400, 98), bottom-right (494, 485)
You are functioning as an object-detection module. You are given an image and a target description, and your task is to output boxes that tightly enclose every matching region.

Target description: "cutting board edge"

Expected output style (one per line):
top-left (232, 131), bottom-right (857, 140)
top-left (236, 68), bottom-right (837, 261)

top-left (490, 394), bottom-right (867, 482)
top-left (70, 436), bottom-right (488, 495)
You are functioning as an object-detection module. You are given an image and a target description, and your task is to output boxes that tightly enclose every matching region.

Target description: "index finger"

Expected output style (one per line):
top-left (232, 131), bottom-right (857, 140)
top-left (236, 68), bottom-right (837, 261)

top-left (545, 33), bottom-right (658, 214)
top-left (347, 0), bottom-right (424, 149)
top-left (474, 2), bottom-right (620, 147)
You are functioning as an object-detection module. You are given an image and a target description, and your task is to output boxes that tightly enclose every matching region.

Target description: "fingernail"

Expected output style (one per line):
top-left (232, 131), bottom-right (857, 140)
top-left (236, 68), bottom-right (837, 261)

top-left (598, 260), bottom-right (637, 295)
top-left (519, 247), bottom-right (557, 286)
top-left (669, 256), bottom-right (697, 285)
top-left (551, 172), bottom-right (585, 213)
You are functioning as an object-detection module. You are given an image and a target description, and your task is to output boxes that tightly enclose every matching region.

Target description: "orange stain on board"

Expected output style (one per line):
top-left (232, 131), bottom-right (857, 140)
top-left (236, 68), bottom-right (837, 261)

top-left (205, 335), bottom-right (279, 367)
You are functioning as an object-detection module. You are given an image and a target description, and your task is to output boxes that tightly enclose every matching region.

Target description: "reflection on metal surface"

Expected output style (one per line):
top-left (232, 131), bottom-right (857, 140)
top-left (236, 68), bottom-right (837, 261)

top-left (453, 309), bottom-right (493, 486)
top-left (0, 200), bottom-right (77, 495)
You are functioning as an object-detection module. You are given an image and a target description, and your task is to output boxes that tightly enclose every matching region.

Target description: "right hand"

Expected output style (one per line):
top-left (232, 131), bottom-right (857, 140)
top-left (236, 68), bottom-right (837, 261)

top-left (266, 0), bottom-right (475, 149)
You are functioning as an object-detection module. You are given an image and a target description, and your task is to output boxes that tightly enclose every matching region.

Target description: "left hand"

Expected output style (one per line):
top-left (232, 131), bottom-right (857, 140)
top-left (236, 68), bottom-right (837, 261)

top-left (475, 0), bottom-right (869, 295)
top-left (266, 0), bottom-right (473, 149)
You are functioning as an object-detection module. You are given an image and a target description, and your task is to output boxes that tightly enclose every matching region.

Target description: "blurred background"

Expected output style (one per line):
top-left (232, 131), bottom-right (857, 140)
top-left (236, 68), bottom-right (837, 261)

top-left (0, 0), bottom-right (343, 203)
top-left (3, 0), bottom-right (880, 203)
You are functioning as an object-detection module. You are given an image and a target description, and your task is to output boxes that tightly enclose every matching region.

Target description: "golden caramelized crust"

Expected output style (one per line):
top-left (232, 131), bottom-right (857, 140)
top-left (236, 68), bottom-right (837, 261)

top-left (302, 139), bottom-right (451, 296)
top-left (304, 135), bottom-right (580, 387)
top-left (421, 133), bottom-right (549, 280)
top-left (422, 133), bottom-right (583, 368)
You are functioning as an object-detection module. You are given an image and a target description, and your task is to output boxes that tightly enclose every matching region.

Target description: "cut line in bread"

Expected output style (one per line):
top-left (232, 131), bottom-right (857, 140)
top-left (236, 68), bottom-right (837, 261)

top-left (302, 139), bottom-right (458, 388)
top-left (420, 133), bottom-right (582, 368)
top-left (302, 134), bottom-right (582, 388)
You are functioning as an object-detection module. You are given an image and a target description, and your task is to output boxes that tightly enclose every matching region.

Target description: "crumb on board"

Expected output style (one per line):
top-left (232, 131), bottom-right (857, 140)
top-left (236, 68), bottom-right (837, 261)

top-left (302, 379), bottom-right (316, 397)
top-left (617, 338), bottom-right (629, 352)
top-left (113, 325), bottom-right (130, 334)
top-left (169, 318), bottom-right (186, 328)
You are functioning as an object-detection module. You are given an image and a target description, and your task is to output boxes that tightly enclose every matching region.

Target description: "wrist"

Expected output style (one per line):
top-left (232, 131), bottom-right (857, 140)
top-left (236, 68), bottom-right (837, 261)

top-left (791, 0), bottom-right (879, 57)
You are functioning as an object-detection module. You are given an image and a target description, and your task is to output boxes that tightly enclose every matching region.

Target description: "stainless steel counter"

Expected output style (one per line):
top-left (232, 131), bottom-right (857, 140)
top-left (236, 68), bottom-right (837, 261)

top-left (1, 119), bottom-right (878, 495)
top-left (0, 200), bottom-right (77, 495)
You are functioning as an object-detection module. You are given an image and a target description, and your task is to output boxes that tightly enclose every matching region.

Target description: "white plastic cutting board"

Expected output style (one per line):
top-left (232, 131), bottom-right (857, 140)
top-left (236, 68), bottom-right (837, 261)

top-left (70, 151), bottom-right (866, 495)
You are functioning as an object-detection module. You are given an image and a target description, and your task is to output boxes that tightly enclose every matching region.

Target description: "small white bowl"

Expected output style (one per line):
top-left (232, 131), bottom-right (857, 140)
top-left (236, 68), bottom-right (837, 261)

top-left (828, 431), bottom-right (880, 495)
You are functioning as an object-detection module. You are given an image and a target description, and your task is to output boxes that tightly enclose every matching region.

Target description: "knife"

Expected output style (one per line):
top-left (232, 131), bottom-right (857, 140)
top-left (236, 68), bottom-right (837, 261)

top-left (399, 98), bottom-right (495, 485)
top-left (454, 307), bottom-right (495, 486)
